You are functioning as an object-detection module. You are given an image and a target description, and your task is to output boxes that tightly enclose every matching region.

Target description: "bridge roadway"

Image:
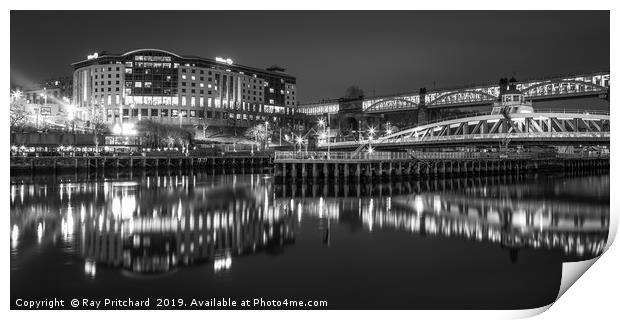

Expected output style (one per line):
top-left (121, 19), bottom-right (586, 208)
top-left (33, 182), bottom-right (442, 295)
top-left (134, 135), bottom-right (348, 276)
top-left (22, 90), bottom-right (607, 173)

top-left (319, 110), bottom-right (610, 150)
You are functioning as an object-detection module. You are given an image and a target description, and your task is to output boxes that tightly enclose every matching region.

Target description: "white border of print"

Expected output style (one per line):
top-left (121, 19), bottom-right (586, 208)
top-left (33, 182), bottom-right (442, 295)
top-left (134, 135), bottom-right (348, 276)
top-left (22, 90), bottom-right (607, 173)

top-left (1, 1), bottom-right (617, 320)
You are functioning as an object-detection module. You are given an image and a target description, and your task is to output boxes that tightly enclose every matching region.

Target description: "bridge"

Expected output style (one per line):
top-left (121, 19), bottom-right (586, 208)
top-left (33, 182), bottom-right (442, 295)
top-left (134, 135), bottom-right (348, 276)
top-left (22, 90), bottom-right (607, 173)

top-left (319, 110), bottom-right (610, 149)
top-left (298, 72), bottom-right (609, 115)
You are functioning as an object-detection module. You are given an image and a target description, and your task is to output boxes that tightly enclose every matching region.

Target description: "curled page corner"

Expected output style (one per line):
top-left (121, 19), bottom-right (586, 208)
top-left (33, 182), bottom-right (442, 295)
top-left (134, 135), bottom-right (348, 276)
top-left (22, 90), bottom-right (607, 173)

top-left (558, 258), bottom-right (598, 299)
top-left (510, 305), bottom-right (553, 319)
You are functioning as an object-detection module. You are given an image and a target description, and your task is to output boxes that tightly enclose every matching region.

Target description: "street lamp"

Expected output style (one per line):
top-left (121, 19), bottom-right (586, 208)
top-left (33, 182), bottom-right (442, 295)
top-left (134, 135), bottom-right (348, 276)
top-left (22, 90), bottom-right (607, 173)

top-left (11, 89), bottom-right (22, 100)
top-left (368, 126), bottom-right (376, 138)
top-left (295, 136), bottom-right (304, 153)
top-left (264, 121), bottom-right (269, 149)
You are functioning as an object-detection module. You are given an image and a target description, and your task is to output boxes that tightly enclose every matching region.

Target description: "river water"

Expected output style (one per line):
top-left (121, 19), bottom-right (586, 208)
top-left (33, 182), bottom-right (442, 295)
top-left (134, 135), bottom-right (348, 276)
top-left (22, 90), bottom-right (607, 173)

top-left (10, 170), bottom-right (609, 309)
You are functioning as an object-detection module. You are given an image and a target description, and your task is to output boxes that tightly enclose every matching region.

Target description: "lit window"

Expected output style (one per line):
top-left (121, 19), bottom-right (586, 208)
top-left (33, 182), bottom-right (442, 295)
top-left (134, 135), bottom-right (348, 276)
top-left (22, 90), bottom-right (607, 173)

top-left (135, 82), bottom-right (142, 88)
top-left (144, 82), bottom-right (152, 88)
top-left (182, 75), bottom-right (187, 79)
top-left (190, 97), bottom-right (196, 107)
top-left (181, 97), bottom-right (187, 106)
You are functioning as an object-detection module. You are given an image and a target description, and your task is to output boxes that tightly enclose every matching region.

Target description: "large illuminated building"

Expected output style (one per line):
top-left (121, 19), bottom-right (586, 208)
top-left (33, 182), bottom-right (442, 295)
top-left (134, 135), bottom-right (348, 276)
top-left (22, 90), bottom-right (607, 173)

top-left (72, 49), bottom-right (298, 130)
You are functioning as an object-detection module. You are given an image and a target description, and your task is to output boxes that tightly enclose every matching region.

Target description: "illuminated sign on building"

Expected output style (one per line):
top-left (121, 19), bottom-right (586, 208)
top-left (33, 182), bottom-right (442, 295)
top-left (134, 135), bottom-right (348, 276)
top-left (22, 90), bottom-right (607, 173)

top-left (87, 52), bottom-right (99, 60)
top-left (215, 57), bottom-right (234, 65)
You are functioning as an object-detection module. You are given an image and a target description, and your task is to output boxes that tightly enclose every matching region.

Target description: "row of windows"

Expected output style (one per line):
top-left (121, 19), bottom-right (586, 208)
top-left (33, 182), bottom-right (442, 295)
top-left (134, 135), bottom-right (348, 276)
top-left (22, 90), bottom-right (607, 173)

top-left (134, 55), bottom-right (173, 62)
top-left (106, 107), bottom-right (280, 122)
top-left (93, 93), bottom-right (296, 114)
top-left (94, 66), bottom-right (121, 73)
top-left (94, 73), bottom-right (121, 79)
top-left (95, 87), bottom-right (120, 92)
top-left (95, 81), bottom-right (121, 86)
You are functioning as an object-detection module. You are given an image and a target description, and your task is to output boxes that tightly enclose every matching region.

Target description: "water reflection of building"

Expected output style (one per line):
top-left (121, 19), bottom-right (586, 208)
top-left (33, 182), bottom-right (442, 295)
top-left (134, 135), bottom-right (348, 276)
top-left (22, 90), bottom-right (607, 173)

top-left (10, 173), bottom-right (609, 277)
top-left (10, 174), bottom-right (295, 276)
top-left (80, 186), bottom-right (296, 275)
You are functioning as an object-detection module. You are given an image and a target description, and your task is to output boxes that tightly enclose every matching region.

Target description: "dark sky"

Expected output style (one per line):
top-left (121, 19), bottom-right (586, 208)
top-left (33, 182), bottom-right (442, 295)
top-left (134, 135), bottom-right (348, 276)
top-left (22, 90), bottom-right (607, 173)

top-left (11, 11), bottom-right (609, 103)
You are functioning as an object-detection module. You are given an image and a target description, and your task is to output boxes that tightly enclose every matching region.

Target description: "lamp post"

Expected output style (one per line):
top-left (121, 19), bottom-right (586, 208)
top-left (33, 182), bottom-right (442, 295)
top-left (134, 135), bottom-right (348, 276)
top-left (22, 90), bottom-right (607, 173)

top-left (264, 121), bottom-right (269, 150)
top-left (327, 113), bottom-right (331, 159)
top-left (368, 126), bottom-right (375, 154)
top-left (295, 136), bottom-right (303, 153)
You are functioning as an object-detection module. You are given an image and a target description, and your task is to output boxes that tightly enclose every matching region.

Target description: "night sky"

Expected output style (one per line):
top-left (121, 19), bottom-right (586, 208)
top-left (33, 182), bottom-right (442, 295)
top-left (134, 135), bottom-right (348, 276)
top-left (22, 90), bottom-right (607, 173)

top-left (10, 11), bottom-right (609, 103)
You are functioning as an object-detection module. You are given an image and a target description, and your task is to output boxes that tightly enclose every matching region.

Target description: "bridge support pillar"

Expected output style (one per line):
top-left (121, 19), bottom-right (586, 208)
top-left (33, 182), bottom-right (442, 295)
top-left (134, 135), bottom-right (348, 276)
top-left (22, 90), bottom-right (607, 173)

top-left (323, 163), bottom-right (329, 179)
top-left (312, 163), bottom-right (317, 179)
top-left (302, 163), bottom-right (307, 179)
top-left (344, 163), bottom-right (349, 179)
top-left (356, 164), bottom-right (361, 179)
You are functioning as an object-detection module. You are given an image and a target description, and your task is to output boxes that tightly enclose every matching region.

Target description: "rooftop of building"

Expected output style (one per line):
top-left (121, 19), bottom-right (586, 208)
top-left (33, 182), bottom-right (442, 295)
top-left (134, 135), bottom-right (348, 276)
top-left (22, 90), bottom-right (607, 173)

top-left (72, 48), bottom-right (295, 79)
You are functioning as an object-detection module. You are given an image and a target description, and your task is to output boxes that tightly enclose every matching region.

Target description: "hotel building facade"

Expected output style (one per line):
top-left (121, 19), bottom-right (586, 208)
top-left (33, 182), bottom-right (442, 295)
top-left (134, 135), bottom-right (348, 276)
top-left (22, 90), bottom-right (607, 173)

top-left (72, 49), bottom-right (298, 129)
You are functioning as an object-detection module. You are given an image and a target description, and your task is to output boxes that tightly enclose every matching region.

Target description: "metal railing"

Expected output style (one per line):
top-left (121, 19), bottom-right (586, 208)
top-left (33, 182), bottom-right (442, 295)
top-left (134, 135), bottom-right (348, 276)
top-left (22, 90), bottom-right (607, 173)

top-left (274, 151), bottom-right (409, 161)
top-left (274, 150), bottom-right (609, 162)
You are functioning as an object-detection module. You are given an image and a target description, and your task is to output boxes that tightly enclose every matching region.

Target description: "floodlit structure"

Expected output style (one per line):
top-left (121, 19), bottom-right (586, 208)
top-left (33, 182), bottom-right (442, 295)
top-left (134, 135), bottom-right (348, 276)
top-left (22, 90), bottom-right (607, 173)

top-left (72, 49), bottom-right (298, 128)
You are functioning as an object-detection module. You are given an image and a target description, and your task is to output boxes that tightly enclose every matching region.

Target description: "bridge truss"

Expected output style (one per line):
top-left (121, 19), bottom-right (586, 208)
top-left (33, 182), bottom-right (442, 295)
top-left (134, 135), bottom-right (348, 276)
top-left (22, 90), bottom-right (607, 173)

top-left (321, 111), bottom-right (610, 148)
top-left (362, 72), bottom-right (609, 113)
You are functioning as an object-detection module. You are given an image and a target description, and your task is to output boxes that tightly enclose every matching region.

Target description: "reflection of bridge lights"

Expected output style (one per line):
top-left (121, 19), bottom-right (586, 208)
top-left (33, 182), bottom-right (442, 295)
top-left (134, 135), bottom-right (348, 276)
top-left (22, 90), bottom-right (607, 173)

top-left (433, 196), bottom-right (442, 214)
top-left (214, 253), bottom-right (232, 272)
top-left (11, 225), bottom-right (19, 249)
top-left (37, 223), bottom-right (44, 244)
top-left (414, 196), bottom-right (425, 214)
top-left (84, 259), bottom-right (96, 278)
top-left (61, 213), bottom-right (75, 242)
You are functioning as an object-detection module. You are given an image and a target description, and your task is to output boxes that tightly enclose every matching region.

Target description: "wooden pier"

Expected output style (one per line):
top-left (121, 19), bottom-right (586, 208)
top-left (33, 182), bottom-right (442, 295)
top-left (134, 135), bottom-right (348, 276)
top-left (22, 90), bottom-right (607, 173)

top-left (10, 154), bottom-right (273, 174)
top-left (273, 151), bottom-right (609, 181)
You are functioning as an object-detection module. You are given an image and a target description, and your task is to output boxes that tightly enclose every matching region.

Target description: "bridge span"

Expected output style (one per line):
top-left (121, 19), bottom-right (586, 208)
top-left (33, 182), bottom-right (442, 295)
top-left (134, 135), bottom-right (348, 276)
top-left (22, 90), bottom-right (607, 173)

top-left (319, 110), bottom-right (610, 150)
top-left (298, 72), bottom-right (609, 115)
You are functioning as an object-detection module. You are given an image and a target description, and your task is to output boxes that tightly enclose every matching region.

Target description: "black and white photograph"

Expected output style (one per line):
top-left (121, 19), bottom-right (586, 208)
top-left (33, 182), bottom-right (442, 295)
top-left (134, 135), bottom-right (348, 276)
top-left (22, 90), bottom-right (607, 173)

top-left (6, 3), bottom-right (616, 316)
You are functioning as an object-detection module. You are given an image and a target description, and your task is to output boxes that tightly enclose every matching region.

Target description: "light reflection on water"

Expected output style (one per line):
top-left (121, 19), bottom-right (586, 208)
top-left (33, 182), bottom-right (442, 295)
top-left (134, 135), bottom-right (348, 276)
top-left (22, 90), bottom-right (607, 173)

top-left (10, 171), bottom-right (609, 308)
